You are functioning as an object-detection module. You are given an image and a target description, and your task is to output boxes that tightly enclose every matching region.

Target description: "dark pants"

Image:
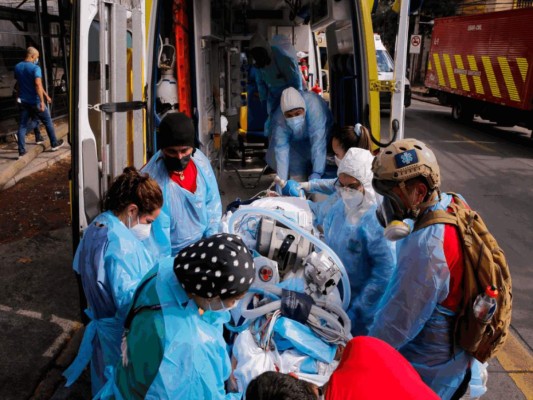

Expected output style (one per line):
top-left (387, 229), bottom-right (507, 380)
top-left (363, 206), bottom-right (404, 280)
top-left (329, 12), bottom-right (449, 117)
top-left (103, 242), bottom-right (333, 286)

top-left (17, 102), bottom-right (58, 155)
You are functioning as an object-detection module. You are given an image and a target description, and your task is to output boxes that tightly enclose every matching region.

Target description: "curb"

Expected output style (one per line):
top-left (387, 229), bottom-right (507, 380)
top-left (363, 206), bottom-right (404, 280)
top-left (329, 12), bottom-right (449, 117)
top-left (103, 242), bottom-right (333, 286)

top-left (0, 122), bottom-right (69, 190)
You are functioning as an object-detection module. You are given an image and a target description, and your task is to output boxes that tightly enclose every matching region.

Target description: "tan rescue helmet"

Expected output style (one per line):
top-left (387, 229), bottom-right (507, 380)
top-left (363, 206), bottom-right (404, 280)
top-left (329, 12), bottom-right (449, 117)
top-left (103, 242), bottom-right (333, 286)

top-left (371, 138), bottom-right (440, 190)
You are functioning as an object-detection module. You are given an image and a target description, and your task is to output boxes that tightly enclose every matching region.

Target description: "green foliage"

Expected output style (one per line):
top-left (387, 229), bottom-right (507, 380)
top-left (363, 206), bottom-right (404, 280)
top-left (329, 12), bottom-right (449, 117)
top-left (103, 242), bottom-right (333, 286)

top-left (371, 0), bottom-right (461, 54)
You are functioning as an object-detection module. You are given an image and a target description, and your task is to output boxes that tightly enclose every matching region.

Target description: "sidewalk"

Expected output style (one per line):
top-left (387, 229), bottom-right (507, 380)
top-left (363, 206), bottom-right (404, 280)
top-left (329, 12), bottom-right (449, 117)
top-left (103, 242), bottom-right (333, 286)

top-left (0, 118), bottom-right (70, 190)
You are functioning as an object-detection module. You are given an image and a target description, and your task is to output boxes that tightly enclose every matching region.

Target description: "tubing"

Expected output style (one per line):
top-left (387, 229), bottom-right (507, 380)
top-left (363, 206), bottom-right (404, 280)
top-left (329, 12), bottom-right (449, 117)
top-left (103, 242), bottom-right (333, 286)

top-left (228, 207), bottom-right (351, 310)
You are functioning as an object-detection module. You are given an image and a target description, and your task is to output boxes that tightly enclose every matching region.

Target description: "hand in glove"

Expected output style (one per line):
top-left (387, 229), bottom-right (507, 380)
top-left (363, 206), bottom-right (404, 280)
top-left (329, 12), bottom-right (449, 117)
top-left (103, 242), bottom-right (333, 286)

top-left (281, 180), bottom-right (305, 197)
top-left (308, 172), bottom-right (322, 181)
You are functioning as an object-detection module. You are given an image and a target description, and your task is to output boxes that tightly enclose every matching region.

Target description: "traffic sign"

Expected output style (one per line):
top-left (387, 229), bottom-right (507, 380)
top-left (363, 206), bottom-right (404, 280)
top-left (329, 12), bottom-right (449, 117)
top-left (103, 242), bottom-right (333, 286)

top-left (410, 34), bottom-right (422, 54)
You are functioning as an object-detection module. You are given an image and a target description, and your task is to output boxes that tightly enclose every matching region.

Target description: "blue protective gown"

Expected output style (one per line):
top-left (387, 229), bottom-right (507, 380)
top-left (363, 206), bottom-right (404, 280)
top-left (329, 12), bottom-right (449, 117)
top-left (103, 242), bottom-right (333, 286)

top-left (94, 258), bottom-right (240, 400)
top-left (142, 149), bottom-right (222, 256)
top-left (254, 35), bottom-right (302, 120)
top-left (369, 193), bottom-right (472, 399)
top-left (63, 211), bottom-right (156, 394)
top-left (310, 199), bottom-right (396, 336)
top-left (266, 91), bottom-right (333, 181)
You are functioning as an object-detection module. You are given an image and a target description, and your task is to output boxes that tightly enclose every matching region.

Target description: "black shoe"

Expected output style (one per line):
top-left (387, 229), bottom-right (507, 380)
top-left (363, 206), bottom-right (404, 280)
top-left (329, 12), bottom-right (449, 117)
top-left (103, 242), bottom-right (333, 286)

top-left (18, 151), bottom-right (27, 160)
top-left (36, 138), bottom-right (45, 145)
top-left (51, 139), bottom-right (65, 152)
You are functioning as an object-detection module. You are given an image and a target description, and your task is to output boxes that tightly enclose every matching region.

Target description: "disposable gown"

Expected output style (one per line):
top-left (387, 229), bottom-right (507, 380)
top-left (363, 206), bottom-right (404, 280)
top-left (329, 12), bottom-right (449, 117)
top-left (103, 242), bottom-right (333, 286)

top-left (142, 149), bottom-right (222, 256)
top-left (266, 91), bottom-right (333, 181)
top-left (63, 211), bottom-right (156, 394)
top-left (253, 34), bottom-right (302, 119)
top-left (369, 193), bottom-right (472, 400)
top-left (95, 258), bottom-right (240, 400)
top-left (312, 200), bottom-right (396, 336)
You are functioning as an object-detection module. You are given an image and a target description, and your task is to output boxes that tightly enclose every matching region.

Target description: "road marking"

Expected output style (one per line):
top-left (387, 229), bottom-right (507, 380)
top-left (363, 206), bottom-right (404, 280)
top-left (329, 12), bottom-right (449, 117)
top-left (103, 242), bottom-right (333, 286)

top-left (496, 332), bottom-right (533, 399)
top-left (0, 304), bottom-right (82, 358)
top-left (451, 133), bottom-right (497, 153)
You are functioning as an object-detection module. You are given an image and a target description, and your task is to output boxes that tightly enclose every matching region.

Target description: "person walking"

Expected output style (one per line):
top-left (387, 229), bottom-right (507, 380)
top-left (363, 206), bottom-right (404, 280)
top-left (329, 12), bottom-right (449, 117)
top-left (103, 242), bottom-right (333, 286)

top-left (14, 46), bottom-right (64, 158)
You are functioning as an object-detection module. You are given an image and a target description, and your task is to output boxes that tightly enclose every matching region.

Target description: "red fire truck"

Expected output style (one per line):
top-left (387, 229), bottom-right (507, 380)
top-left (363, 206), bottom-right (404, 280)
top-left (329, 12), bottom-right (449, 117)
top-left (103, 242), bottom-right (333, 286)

top-left (425, 8), bottom-right (533, 131)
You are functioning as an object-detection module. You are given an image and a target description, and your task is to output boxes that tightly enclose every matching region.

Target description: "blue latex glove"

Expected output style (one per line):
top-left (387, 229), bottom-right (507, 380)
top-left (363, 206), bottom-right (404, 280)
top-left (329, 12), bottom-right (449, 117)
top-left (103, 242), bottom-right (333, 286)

top-left (281, 180), bottom-right (304, 197)
top-left (308, 172), bottom-right (322, 181)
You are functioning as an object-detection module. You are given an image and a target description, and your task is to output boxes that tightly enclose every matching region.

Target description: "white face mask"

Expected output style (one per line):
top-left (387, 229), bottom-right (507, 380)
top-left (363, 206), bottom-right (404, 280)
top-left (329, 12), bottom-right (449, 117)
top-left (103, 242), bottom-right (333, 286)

top-left (334, 155), bottom-right (342, 167)
top-left (340, 189), bottom-right (364, 211)
top-left (129, 216), bottom-right (152, 241)
top-left (207, 297), bottom-right (238, 313)
top-left (286, 114), bottom-right (305, 136)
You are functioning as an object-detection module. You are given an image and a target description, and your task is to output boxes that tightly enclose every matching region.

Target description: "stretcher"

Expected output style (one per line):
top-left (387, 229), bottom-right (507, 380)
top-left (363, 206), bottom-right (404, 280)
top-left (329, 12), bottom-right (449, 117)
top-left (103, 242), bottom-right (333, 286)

top-left (222, 194), bottom-right (353, 392)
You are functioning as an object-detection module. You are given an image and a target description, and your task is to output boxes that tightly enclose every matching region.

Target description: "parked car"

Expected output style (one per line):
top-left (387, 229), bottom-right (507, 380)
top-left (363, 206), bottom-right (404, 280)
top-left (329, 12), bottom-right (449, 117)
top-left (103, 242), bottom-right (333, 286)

top-left (375, 34), bottom-right (411, 109)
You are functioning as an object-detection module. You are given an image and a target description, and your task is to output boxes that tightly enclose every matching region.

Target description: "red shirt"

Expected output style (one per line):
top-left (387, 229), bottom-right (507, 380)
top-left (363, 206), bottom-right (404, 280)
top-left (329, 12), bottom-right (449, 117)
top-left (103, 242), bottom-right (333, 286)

top-left (440, 200), bottom-right (466, 312)
top-left (169, 159), bottom-right (197, 193)
top-left (326, 337), bottom-right (439, 400)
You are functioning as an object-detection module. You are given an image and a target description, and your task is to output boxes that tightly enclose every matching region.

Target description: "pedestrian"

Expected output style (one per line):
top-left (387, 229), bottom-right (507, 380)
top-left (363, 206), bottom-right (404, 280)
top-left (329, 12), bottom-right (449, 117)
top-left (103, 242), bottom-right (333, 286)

top-left (63, 167), bottom-right (163, 395)
top-left (267, 87), bottom-right (333, 185)
top-left (142, 112), bottom-right (222, 256)
top-left (309, 148), bottom-right (395, 335)
top-left (96, 234), bottom-right (255, 399)
top-left (368, 138), bottom-right (472, 399)
top-left (14, 46), bottom-right (64, 158)
top-left (249, 33), bottom-right (302, 135)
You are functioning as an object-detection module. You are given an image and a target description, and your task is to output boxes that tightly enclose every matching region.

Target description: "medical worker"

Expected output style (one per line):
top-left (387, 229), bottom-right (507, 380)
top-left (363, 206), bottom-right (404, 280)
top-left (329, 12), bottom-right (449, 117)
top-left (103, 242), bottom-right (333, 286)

top-left (369, 139), bottom-right (473, 399)
top-left (267, 87), bottom-right (332, 185)
top-left (142, 112), bottom-right (222, 256)
top-left (96, 234), bottom-right (255, 399)
top-left (249, 33), bottom-right (302, 134)
top-left (63, 167), bottom-right (163, 395)
top-left (309, 148), bottom-right (395, 335)
top-left (281, 124), bottom-right (373, 197)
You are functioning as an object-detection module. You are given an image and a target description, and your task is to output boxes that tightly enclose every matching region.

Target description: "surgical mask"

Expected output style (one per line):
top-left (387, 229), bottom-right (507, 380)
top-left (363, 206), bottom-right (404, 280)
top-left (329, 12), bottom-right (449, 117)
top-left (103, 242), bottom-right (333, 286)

top-left (207, 297), bottom-right (237, 313)
top-left (163, 154), bottom-right (191, 172)
top-left (128, 216), bottom-right (152, 241)
top-left (340, 189), bottom-right (364, 211)
top-left (334, 155), bottom-right (342, 167)
top-left (34, 58), bottom-right (39, 65)
top-left (286, 115), bottom-right (305, 136)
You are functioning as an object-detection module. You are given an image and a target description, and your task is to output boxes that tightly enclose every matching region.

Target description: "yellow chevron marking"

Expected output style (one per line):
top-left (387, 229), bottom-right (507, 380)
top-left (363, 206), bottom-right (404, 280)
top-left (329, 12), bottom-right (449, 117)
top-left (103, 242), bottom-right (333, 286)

top-left (496, 332), bottom-right (533, 399)
top-left (498, 57), bottom-right (520, 102)
top-left (481, 56), bottom-right (501, 98)
top-left (454, 54), bottom-right (470, 92)
top-left (443, 53), bottom-right (457, 89)
top-left (433, 53), bottom-right (445, 86)
top-left (516, 57), bottom-right (529, 83)
top-left (467, 55), bottom-right (485, 95)
top-left (428, 59), bottom-right (432, 71)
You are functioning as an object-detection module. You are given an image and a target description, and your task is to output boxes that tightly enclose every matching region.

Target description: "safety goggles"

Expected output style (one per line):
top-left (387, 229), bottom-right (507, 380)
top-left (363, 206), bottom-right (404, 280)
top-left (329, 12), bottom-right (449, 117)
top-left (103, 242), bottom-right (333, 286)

top-left (334, 178), bottom-right (362, 192)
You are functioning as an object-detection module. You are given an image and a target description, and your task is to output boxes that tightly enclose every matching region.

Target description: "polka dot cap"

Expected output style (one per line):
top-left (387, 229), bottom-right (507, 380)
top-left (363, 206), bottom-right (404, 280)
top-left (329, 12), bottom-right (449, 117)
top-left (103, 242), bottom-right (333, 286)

top-left (173, 233), bottom-right (255, 299)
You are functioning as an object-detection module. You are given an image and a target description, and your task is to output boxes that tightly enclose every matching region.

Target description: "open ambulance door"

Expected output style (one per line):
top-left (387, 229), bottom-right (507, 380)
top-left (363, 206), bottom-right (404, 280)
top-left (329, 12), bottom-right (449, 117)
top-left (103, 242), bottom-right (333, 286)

top-left (311, 0), bottom-right (380, 142)
top-left (70, 0), bottom-right (146, 243)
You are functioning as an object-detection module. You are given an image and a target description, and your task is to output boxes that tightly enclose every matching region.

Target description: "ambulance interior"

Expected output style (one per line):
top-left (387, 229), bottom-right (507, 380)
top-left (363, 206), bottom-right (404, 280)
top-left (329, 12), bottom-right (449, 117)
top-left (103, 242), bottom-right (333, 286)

top-left (148, 0), bottom-right (373, 162)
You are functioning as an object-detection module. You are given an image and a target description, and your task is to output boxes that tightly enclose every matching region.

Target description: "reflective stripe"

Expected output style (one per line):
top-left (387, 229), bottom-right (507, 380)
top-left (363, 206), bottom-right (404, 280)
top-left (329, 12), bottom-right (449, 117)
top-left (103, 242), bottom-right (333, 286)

top-left (498, 57), bottom-right (520, 102)
top-left (516, 57), bottom-right (529, 83)
top-left (433, 53), bottom-right (446, 86)
top-left (467, 55), bottom-right (485, 95)
top-left (443, 54), bottom-right (457, 89)
top-left (481, 56), bottom-right (501, 98)
top-left (454, 55), bottom-right (470, 92)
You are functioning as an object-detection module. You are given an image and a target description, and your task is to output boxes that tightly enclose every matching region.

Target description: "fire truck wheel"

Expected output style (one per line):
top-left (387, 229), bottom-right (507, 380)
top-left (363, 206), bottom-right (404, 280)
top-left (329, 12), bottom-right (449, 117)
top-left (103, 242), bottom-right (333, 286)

top-left (452, 101), bottom-right (474, 122)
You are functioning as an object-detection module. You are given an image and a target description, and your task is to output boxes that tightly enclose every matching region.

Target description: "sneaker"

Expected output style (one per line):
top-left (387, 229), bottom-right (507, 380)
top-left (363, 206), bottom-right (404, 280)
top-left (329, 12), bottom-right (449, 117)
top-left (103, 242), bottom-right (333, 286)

top-left (50, 139), bottom-right (65, 152)
top-left (18, 151), bottom-right (27, 160)
top-left (36, 138), bottom-right (45, 145)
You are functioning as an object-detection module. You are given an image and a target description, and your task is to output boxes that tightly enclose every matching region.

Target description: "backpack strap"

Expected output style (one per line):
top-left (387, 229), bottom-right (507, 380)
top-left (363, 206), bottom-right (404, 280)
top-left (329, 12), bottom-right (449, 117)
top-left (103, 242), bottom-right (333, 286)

top-left (413, 192), bottom-right (464, 232)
